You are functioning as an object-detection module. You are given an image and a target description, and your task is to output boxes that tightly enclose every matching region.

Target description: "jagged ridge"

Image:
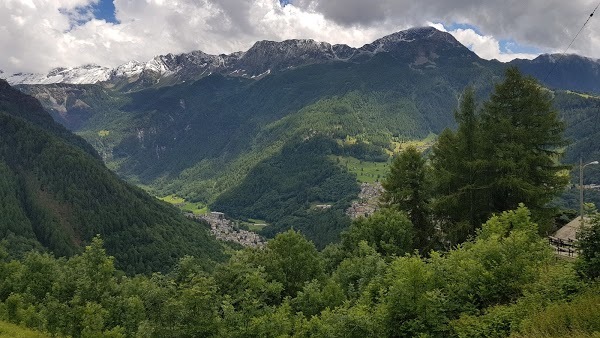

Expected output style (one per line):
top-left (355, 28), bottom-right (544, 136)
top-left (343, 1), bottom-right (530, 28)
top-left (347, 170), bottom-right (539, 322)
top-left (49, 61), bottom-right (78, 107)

top-left (2, 27), bottom-right (473, 89)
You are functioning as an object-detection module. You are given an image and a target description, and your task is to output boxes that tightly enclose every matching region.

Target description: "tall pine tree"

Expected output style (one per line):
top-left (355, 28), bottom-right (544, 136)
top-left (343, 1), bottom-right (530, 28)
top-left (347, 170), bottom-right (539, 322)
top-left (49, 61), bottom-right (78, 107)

top-left (432, 68), bottom-right (569, 242)
top-left (479, 68), bottom-right (569, 231)
top-left (381, 146), bottom-right (434, 252)
top-left (431, 88), bottom-right (487, 243)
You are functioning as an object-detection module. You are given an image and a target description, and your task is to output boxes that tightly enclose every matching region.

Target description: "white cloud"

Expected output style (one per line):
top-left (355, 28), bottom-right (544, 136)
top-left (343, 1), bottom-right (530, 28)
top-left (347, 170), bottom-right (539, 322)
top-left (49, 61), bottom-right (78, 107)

top-left (0, 0), bottom-right (392, 73)
top-left (298, 0), bottom-right (600, 60)
top-left (0, 0), bottom-right (598, 74)
top-left (448, 27), bottom-right (539, 62)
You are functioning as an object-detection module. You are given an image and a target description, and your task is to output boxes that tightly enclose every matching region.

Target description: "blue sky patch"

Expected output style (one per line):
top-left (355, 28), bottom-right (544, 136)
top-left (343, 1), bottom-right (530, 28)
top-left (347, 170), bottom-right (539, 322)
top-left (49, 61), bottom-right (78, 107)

top-left (93, 0), bottom-right (118, 24)
top-left (444, 22), bottom-right (544, 56)
top-left (499, 39), bottom-right (544, 54)
top-left (446, 22), bottom-right (483, 35)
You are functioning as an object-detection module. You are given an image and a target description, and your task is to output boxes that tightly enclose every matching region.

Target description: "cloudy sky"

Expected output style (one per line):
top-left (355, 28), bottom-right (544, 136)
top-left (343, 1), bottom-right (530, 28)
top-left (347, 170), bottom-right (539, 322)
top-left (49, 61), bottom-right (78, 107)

top-left (1, 0), bottom-right (599, 74)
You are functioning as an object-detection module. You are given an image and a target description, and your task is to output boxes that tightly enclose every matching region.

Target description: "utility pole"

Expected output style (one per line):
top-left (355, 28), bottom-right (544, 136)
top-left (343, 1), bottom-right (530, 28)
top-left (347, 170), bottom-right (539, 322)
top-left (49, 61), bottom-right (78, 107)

top-left (581, 157), bottom-right (584, 227)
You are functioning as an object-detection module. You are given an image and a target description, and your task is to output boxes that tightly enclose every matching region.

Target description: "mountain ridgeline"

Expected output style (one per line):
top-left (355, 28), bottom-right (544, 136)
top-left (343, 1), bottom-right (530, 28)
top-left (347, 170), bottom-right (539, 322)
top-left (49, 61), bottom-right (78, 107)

top-left (0, 79), bottom-right (224, 274)
top-left (7, 26), bottom-right (600, 244)
top-left (6, 27), bottom-right (477, 90)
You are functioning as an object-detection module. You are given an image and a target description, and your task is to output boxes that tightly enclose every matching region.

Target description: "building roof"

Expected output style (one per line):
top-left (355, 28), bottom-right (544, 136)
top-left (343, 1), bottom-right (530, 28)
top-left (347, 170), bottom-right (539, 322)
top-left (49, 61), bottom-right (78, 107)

top-left (553, 217), bottom-right (590, 242)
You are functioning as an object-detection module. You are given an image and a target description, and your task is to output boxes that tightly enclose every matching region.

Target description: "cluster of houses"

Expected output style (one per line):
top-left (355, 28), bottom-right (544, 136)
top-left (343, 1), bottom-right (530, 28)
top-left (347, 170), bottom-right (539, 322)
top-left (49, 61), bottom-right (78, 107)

top-left (346, 182), bottom-right (384, 219)
top-left (187, 211), bottom-right (265, 248)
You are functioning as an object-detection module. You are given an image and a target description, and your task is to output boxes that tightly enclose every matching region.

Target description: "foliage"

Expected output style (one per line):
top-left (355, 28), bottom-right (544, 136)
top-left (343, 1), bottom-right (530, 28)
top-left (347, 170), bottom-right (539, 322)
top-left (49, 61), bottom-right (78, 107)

top-left (431, 87), bottom-right (487, 242)
top-left (512, 286), bottom-right (600, 338)
top-left (0, 205), bottom-right (596, 338)
top-left (382, 146), bottom-right (434, 252)
top-left (0, 81), bottom-right (224, 274)
top-left (213, 136), bottom-right (359, 247)
top-left (479, 69), bottom-right (569, 222)
top-left (576, 212), bottom-right (600, 279)
top-left (432, 69), bottom-right (570, 242)
top-left (0, 320), bottom-right (50, 338)
top-left (553, 90), bottom-right (600, 209)
top-left (342, 208), bottom-right (414, 257)
top-left (22, 54), bottom-right (503, 217)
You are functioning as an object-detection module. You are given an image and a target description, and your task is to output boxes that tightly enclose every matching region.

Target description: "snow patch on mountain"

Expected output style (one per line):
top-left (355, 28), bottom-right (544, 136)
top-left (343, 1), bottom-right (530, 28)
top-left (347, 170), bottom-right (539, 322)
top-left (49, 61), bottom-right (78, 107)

top-left (6, 64), bottom-right (112, 85)
top-left (4, 27), bottom-right (473, 86)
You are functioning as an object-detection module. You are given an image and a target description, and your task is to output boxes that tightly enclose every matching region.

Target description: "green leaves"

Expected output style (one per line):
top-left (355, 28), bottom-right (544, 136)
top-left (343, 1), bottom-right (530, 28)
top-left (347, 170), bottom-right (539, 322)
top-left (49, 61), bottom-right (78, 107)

top-left (381, 147), bottom-right (433, 252)
top-left (432, 69), bottom-right (570, 242)
top-left (575, 212), bottom-right (600, 279)
top-left (342, 209), bottom-right (414, 257)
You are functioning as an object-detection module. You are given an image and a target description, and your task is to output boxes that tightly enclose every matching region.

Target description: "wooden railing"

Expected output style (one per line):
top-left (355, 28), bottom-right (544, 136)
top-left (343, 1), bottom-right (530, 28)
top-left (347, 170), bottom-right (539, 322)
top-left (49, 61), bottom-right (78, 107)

top-left (548, 236), bottom-right (577, 257)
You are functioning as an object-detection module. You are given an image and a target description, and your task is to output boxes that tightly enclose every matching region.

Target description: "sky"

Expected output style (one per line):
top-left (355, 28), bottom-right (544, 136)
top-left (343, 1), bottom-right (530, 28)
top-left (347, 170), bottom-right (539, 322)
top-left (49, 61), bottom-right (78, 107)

top-left (1, 0), bottom-right (599, 74)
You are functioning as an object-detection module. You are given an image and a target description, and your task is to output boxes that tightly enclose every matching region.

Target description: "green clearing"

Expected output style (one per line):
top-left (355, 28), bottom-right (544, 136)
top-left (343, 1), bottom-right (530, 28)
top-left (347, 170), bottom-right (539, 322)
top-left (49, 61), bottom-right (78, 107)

top-left (333, 156), bottom-right (389, 183)
top-left (245, 218), bottom-right (268, 232)
top-left (0, 321), bottom-right (50, 338)
top-left (247, 223), bottom-right (268, 232)
top-left (388, 133), bottom-right (437, 154)
top-left (159, 195), bottom-right (208, 215)
top-left (159, 194), bottom-right (185, 204)
top-left (180, 202), bottom-right (209, 215)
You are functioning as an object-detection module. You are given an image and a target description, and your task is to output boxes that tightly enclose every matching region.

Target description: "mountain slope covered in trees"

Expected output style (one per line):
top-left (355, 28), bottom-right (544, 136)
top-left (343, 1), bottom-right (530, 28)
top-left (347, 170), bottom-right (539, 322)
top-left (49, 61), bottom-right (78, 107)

top-left (0, 80), bottom-right (224, 274)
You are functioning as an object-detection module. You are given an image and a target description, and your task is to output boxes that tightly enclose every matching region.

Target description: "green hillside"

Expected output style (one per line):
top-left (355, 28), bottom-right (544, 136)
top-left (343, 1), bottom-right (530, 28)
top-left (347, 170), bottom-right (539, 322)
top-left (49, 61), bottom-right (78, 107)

top-left (552, 91), bottom-right (600, 209)
top-left (16, 53), bottom-right (503, 243)
top-left (1, 57), bottom-right (599, 338)
top-left (0, 80), bottom-right (224, 274)
top-left (17, 46), bottom-right (600, 246)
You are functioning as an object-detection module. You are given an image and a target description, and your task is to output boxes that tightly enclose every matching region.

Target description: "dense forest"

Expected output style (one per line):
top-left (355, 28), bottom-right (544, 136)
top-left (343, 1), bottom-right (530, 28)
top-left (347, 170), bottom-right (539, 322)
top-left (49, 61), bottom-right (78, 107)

top-left (0, 79), bottom-right (225, 274)
top-left (1, 207), bottom-right (598, 337)
top-left (19, 48), bottom-right (503, 206)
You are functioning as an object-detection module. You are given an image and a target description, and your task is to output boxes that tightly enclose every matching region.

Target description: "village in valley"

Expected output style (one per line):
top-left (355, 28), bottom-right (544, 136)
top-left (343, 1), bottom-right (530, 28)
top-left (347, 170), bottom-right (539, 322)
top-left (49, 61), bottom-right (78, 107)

top-left (171, 181), bottom-right (385, 248)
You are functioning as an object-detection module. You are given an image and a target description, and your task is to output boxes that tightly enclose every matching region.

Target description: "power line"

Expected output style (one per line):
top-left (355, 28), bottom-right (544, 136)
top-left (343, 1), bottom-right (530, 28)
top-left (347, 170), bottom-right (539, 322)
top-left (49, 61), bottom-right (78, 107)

top-left (543, 1), bottom-right (600, 82)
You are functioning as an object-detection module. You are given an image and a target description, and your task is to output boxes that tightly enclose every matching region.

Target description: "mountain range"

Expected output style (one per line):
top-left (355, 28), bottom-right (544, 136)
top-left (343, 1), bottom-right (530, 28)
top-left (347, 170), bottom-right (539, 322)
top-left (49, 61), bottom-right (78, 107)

top-left (4, 27), bottom-right (600, 94)
top-left (4, 27), bottom-right (474, 89)
top-left (4, 26), bottom-right (600, 246)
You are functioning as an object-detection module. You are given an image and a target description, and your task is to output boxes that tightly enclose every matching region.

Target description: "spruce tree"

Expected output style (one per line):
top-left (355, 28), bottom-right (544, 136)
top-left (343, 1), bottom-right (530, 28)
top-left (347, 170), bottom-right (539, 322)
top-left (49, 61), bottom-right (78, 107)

top-left (381, 146), bottom-right (433, 252)
top-left (432, 69), bottom-right (569, 242)
top-left (431, 88), bottom-right (487, 243)
top-left (478, 68), bottom-right (569, 231)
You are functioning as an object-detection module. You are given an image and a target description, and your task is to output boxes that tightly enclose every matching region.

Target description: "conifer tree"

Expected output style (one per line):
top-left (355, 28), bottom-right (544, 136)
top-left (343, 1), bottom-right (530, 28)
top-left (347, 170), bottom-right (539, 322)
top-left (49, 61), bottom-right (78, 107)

top-left (431, 88), bottom-right (486, 243)
top-left (478, 68), bottom-right (569, 230)
top-left (381, 146), bottom-right (433, 252)
top-left (432, 68), bottom-right (569, 242)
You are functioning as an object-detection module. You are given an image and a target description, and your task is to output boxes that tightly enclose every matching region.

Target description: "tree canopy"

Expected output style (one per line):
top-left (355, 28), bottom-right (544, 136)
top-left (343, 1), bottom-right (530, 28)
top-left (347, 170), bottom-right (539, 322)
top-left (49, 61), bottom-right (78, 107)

top-left (431, 68), bottom-right (570, 242)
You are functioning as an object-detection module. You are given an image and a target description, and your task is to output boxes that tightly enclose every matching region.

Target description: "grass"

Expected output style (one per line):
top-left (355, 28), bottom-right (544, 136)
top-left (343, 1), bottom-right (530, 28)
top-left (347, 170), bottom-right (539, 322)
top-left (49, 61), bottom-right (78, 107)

top-left (159, 195), bottom-right (209, 215)
top-left (388, 133), bottom-right (437, 154)
top-left (243, 218), bottom-right (268, 232)
top-left (0, 321), bottom-right (50, 338)
top-left (333, 156), bottom-right (389, 183)
top-left (159, 194), bottom-right (185, 204)
top-left (248, 224), bottom-right (268, 232)
top-left (180, 202), bottom-right (209, 215)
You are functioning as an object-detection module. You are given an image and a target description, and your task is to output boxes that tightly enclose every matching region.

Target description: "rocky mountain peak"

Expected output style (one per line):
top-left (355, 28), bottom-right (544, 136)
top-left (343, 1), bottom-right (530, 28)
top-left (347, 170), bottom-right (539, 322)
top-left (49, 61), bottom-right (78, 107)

top-left (360, 26), bottom-right (473, 60)
top-left (1, 26), bottom-right (498, 87)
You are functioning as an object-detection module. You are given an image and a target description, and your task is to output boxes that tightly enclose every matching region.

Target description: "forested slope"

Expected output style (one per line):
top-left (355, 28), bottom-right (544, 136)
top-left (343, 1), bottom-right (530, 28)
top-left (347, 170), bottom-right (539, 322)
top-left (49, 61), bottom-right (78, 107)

top-left (0, 80), bottom-right (224, 274)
